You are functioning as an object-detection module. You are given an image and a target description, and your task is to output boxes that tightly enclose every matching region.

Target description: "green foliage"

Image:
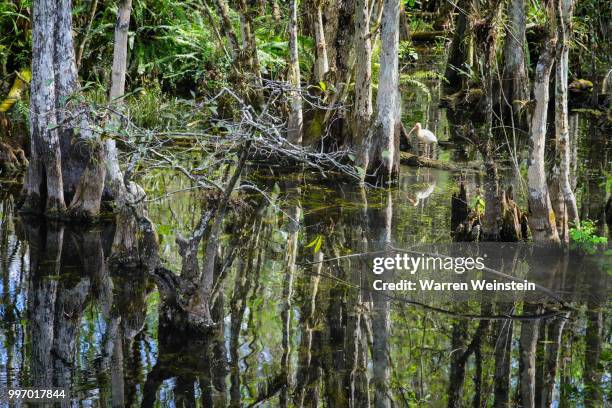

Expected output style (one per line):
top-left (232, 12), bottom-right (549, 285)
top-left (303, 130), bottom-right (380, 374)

top-left (408, 17), bottom-right (434, 32)
top-left (526, 0), bottom-right (547, 25)
top-left (69, 0), bottom-right (231, 92)
top-left (305, 234), bottom-right (324, 253)
top-left (600, 170), bottom-right (612, 195)
top-left (400, 70), bottom-right (446, 102)
top-left (9, 98), bottom-right (28, 124)
top-left (399, 41), bottom-right (418, 61)
top-left (471, 194), bottom-right (485, 217)
top-left (573, 0), bottom-right (610, 76)
top-left (569, 220), bottom-right (608, 254)
top-left (0, 1), bottom-right (30, 73)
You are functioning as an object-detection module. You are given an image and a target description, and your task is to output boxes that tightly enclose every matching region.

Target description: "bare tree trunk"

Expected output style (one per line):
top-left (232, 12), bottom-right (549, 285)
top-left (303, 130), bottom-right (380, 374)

top-left (25, 0), bottom-right (106, 218)
top-left (106, 0), bottom-right (133, 199)
top-left (527, 29), bottom-right (560, 243)
top-left (353, 0), bottom-right (372, 153)
top-left (57, 0), bottom-right (105, 217)
top-left (314, 1), bottom-right (329, 82)
top-left (109, 0), bottom-right (132, 100)
top-left (477, 3), bottom-right (502, 241)
top-left (319, 0), bottom-right (354, 150)
top-left (287, 0), bottom-right (303, 144)
top-left (24, 0), bottom-right (66, 214)
top-left (503, 0), bottom-right (530, 110)
top-left (319, 0), bottom-right (338, 73)
top-left (362, 0), bottom-right (401, 184)
top-left (554, 0), bottom-right (579, 234)
top-left (23, 0), bottom-right (110, 218)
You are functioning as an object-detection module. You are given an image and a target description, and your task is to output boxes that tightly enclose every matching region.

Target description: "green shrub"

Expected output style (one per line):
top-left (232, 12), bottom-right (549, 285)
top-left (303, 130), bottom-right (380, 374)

top-left (569, 220), bottom-right (608, 254)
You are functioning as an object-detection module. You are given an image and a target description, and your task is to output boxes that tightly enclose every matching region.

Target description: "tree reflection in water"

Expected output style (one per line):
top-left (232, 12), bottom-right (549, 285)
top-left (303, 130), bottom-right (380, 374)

top-left (0, 171), bottom-right (609, 407)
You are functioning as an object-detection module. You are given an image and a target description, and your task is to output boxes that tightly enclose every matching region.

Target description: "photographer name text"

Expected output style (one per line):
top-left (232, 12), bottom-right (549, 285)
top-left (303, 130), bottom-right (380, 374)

top-left (371, 253), bottom-right (536, 292)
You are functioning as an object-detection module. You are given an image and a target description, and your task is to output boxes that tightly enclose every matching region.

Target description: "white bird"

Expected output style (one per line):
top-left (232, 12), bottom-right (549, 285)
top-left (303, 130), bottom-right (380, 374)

top-left (408, 122), bottom-right (437, 158)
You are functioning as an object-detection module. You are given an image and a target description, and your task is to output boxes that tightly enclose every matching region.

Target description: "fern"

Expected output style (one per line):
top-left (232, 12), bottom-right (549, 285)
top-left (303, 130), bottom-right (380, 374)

top-left (409, 70), bottom-right (447, 82)
top-left (400, 74), bottom-right (435, 102)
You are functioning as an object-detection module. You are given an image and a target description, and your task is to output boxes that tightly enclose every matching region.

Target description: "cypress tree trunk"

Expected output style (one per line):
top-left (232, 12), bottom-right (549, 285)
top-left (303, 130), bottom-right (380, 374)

top-left (320, 0), bottom-right (354, 150)
top-left (287, 0), bottom-right (303, 144)
top-left (361, 0), bottom-right (401, 184)
top-left (353, 0), bottom-right (372, 151)
top-left (106, 0), bottom-right (133, 199)
top-left (25, 0), bottom-right (66, 214)
top-left (58, 0), bottom-right (105, 218)
top-left (25, 0), bottom-right (105, 218)
top-left (554, 0), bottom-right (579, 234)
top-left (109, 0), bottom-right (132, 100)
top-left (503, 0), bottom-right (530, 112)
top-left (313, 1), bottom-right (329, 82)
top-left (527, 28), bottom-right (560, 243)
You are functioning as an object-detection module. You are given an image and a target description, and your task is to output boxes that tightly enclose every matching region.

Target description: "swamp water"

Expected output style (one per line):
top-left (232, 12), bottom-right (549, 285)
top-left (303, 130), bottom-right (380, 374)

top-left (0, 51), bottom-right (610, 407)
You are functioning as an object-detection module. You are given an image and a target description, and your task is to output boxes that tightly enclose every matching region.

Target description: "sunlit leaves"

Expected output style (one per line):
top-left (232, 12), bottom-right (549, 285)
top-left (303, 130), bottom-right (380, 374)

top-left (305, 234), bottom-right (324, 253)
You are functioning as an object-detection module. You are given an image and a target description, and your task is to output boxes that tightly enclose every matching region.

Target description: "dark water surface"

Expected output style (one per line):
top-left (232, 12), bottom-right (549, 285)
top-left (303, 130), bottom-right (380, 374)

top-left (1, 51), bottom-right (610, 407)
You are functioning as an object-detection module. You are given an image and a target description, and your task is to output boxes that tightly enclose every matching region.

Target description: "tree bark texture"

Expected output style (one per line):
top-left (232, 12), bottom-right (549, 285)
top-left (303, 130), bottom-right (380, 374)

top-left (554, 0), bottom-right (579, 235)
top-left (25, 0), bottom-right (66, 214)
top-left (106, 0), bottom-right (133, 200)
top-left (25, 0), bottom-right (105, 218)
top-left (353, 0), bottom-right (372, 151)
top-left (527, 35), bottom-right (560, 243)
top-left (503, 0), bottom-right (530, 107)
top-left (287, 0), bottom-right (303, 144)
top-left (313, 1), bottom-right (329, 82)
top-left (362, 0), bottom-right (401, 184)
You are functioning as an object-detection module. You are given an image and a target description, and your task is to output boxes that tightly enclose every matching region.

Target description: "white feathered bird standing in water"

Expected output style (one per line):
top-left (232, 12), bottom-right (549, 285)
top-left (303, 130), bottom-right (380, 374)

top-left (408, 122), bottom-right (437, 158)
